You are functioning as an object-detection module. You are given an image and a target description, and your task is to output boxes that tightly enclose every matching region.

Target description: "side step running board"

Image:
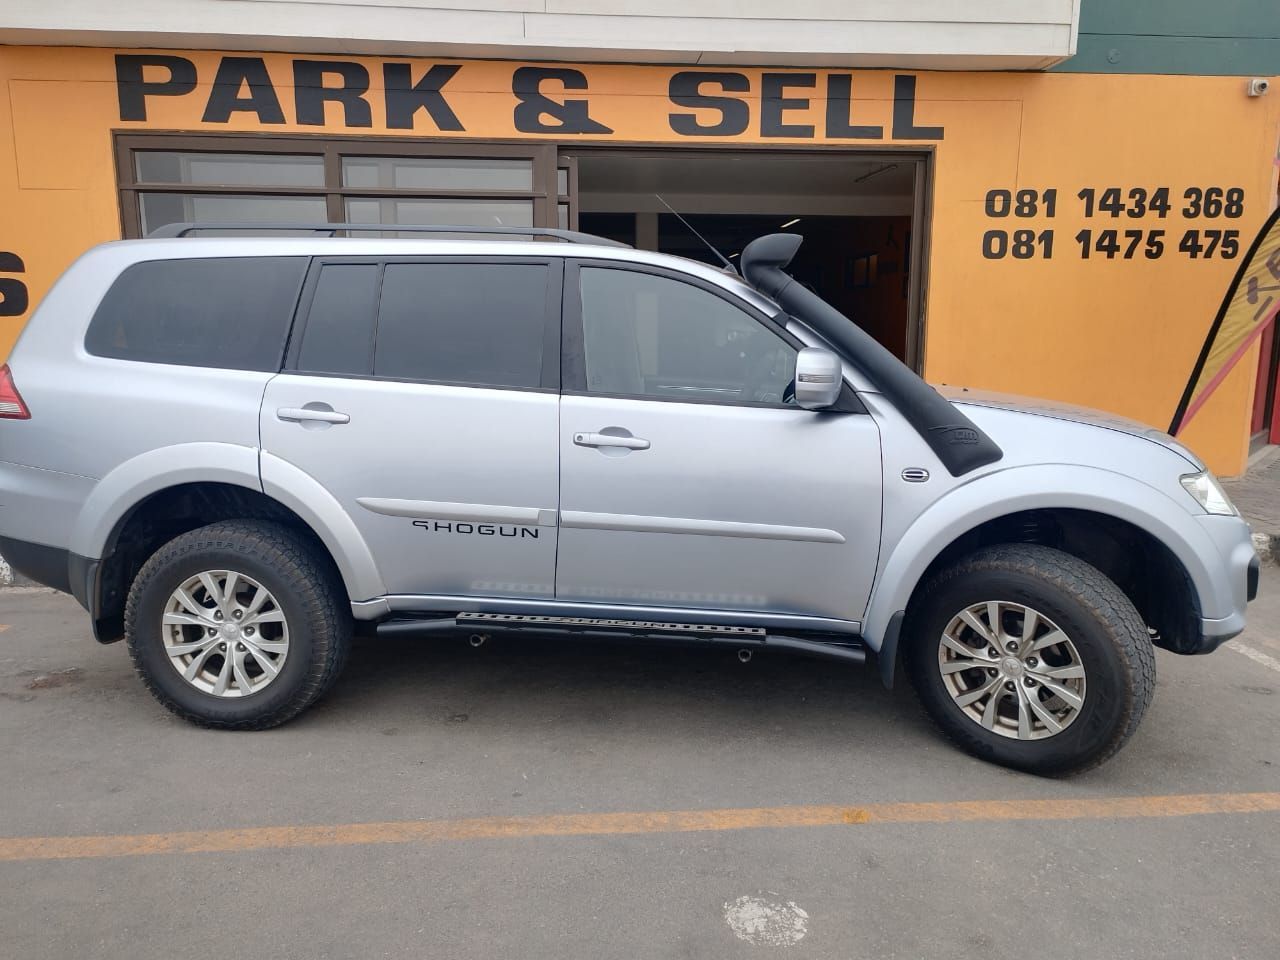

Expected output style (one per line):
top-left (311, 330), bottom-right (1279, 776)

top-left (376, 611), bottom-right (866, 665)
top-left (461, 612), bottom-right (767, 638)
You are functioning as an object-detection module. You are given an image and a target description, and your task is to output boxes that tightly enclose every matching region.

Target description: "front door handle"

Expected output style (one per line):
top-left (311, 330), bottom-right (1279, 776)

top-left (573, 431), bottom-right (650, 450)
top-left (277, 406), bottom-right (351, 425)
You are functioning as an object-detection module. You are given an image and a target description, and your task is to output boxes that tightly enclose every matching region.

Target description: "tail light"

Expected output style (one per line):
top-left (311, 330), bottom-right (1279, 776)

top-left (0, 364), bottom-right (30, 419)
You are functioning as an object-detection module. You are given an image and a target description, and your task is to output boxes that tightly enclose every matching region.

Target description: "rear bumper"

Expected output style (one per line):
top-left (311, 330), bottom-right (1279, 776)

top-left (0, 536), bottom-right (99, 613)
top-left (0, 536), bottom-right (71, 594)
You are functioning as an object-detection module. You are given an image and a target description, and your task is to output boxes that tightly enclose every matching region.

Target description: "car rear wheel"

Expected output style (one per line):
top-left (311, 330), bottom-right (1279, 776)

top-left (904, 544), bottom-right (1155, 775)
top-left (125, 520), bottom-right (350, 729)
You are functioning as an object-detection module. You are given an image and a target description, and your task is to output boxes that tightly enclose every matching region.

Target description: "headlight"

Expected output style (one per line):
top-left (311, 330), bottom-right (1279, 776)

top-left (1180, 471), bottom-right (1238, 516)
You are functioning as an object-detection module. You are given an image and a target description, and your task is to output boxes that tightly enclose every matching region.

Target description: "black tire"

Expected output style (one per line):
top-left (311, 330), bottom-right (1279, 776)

top-left (125, 520), bottom-right (350, 729)
top-left (904, 544), bottom-right (1155, 776)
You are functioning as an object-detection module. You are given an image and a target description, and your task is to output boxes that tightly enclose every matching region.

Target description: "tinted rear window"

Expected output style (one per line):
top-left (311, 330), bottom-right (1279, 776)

top-left (373, 263), bottom-right (547, 388)
top-left (86, 257), bottom-right (308, 371)
top-left (296, 263), bottom-right (379, 376)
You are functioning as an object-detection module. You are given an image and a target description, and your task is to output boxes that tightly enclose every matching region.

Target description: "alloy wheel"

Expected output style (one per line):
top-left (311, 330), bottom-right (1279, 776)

top-left (937, 600), bottom-right (1087, 740)
top-left (160, 570), bottom-right (290, 697)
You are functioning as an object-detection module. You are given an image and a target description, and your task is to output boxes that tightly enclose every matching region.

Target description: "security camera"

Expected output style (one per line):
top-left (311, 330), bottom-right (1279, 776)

top-left (1248, 78), bottom-right (1270, 97)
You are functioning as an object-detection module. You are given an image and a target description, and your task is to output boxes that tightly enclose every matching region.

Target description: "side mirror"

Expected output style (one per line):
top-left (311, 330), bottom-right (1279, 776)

top-left (793, 347), bottom-right (843, 410)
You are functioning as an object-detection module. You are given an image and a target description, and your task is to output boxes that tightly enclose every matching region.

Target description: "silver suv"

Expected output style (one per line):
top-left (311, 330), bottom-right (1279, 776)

top-left (0, 224), bottom-right (1258, 773)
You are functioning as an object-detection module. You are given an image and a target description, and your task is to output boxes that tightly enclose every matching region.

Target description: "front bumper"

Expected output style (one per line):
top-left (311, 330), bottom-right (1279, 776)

top-left (1192, 515), bottom-right (1259, 652)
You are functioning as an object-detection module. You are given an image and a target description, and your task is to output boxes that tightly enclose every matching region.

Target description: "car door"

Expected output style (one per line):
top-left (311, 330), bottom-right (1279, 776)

top-left (556, 261), bottom-right (883, 624)
top-left (260, 255), bottom-right (562, 600)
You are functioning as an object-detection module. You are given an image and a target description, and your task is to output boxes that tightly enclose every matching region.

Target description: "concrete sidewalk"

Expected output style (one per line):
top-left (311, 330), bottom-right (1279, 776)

top-left (1222, 446), bottom-right (1280, 564)
top-left (0, 555), bottom-right (34, 588)
top-left (0, 554), bottom-right (27, 588)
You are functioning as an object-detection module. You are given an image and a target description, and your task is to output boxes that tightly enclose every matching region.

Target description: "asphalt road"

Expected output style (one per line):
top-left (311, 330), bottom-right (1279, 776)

top-left (2, 570), bottom-right (1279, 959)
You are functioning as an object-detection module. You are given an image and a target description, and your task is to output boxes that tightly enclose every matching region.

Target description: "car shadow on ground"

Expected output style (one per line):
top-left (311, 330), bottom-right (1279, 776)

top-left (309, 629), bottom-right (931, 739)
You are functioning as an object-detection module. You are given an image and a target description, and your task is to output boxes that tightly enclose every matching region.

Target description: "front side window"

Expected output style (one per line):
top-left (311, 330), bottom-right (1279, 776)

top-left (578, 267), bottom-right (797, 404)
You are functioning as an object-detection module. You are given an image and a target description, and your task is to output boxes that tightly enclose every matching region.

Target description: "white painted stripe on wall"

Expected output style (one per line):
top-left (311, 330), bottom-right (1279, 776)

top-left (0, 0), bottom-right (1081, 67)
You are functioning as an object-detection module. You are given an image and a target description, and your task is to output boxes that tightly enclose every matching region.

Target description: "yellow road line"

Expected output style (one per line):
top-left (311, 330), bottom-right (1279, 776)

top-left (2, 792), bottom-right (1278, 864)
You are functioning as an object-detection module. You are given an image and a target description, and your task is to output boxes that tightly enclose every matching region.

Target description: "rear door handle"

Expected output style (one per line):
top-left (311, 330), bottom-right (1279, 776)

top-left (277, 406), bottom-right (350, 425)
top-left (573, 431), bottom-right (650, 450)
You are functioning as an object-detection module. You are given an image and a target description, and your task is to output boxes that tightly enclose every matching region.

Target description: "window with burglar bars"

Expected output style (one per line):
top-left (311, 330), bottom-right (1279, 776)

top-left (115, 135), bottom-right (575, 238)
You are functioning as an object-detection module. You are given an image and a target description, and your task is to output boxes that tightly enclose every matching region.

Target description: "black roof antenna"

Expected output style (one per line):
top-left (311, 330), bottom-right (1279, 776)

top-left (654, 194), bottom-right (738, 274)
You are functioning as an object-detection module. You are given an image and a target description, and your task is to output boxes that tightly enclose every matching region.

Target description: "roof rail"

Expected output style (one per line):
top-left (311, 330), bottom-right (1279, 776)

top-left (146, 222), bottom-right (631, 247)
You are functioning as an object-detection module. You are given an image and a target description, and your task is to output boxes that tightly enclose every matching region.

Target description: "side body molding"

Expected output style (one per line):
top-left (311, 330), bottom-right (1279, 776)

top-left (260, 452), bottom-right (387, 604)
top-left (559, 510), bottom-right (846, 543)
top-left (358, 497), bottom-right (557, 527)
top-left (861, 464), bottom-right (1219, 651)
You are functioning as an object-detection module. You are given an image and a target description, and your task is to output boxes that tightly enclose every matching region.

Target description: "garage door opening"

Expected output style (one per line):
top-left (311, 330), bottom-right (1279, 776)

top-left (568, 150), bottom-right (926, 368)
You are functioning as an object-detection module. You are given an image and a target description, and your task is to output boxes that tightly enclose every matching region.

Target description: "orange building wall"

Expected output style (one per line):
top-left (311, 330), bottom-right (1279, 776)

top-left (1, 47), bottom-right (1277, 474)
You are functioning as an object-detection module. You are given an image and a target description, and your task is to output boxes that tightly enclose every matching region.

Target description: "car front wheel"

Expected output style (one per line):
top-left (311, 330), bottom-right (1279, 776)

top-left (905, 543), bottom-right (1155, 775)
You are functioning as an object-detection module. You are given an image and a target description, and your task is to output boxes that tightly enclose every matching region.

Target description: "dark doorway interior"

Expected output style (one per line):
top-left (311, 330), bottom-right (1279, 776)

top-left (572, 151), bottom-right (920, 364)
top-left (1251, 318), bottom-right (1280, 450)
top-left (580, 212), bottom-right (912, 361)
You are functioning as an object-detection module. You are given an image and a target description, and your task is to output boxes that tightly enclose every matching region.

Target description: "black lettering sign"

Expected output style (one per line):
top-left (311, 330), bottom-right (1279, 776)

top-left (294, 60), bottom-right (373, 127)
top-left (0, 252), bottom-right (28, 318)
top-left (761, 73), bottom-right (815, 138)
top-left (115, 54), bottom-right (197, 121)
top-left (384, 63), bottom-right (464, 131)
top-left (412, 519), bottom-right (539, 539)
top-left (668, 71), bottom-right (750, 136)
top-left (824, 74), bottom-right (883, 139)
top-left (512, 67), bottom-right (612, 134)
top-left (202, 57), bottom-right (285, 124)
top-left (891, 74), bottom-right (944, 140)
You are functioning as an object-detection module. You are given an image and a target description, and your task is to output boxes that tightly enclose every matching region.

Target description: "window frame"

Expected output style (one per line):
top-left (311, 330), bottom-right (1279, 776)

top-left (562, 259), bottom-right (864, 413)
top-left (115, 134), bottom-right (562, 237)
top-left (285, 255), bottom-right (563, 393)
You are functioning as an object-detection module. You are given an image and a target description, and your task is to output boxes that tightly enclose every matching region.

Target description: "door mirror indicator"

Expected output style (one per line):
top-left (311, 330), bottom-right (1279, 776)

top-left (793, 348), bottom-right (843, 410)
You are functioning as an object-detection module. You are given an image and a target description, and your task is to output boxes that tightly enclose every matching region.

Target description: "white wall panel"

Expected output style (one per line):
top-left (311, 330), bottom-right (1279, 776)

top-left (0, 1), bottom-right (1081, 69)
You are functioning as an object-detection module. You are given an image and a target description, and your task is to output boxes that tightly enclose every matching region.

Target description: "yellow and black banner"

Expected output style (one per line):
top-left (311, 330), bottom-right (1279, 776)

top-left (1172, 206), bottom-right (1280, 435)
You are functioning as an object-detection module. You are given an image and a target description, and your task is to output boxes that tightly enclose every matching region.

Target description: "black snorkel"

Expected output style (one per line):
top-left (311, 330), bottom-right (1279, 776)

top-left (741, 233), bottom-right (1003, 477)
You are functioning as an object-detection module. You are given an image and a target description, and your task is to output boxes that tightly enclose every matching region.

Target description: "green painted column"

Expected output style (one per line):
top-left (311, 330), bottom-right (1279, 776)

top-left (1057, 0), bottom-right (1280, 75)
